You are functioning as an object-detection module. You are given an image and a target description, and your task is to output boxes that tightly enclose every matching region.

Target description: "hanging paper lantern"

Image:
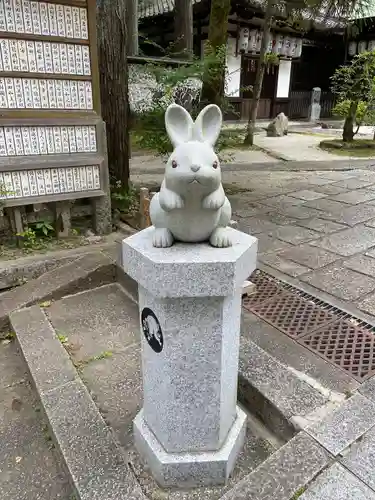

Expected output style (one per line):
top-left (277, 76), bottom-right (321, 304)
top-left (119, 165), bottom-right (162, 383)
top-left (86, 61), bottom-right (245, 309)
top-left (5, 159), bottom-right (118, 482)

top-left (290, 38), bottom-right (298, 57)
top-left (348, 41), bottom-right (357, 55)
top-left (358, 40), bottom-right (367, 53)
top-left (268, 34), bottom-right (274, 53)
top-left (255, 31), bottom-right (262, 52)
top-left (238, 27), bottom-right (250, 53)
top-left (295, 38), bottom-right (302, 57)
top-left (282, 37), bottom-right (291, 56)
top-left (249, 30), bottom-right (258, 53)
top-left (273, 34), bottom-right (284, 54)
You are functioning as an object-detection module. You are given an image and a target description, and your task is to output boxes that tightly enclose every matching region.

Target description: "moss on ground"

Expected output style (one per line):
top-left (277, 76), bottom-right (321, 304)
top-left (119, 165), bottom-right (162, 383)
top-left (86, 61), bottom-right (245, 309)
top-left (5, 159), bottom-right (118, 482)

top-left (320, 138), bottom-right (375, 157)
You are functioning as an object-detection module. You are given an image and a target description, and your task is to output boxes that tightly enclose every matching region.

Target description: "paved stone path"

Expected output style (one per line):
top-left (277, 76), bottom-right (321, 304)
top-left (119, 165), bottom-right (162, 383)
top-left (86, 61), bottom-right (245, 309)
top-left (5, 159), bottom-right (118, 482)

top-left (253, 131), bottom-right (375, 162)
top-left (225, 169), bottom-right (375, 321)
top-left (130, 166), bottom-right (375, 322)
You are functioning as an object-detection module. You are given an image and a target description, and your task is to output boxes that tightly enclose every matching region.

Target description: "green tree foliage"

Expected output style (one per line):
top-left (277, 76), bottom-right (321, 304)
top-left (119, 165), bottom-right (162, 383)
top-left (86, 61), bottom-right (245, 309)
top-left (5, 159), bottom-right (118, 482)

top-left (201, 0), bottom-right (231, 107)
top-left (331, 51), bottom-right (375, 141)
top-left (131, 43), bottom-right (231, 157)
top-left (332, 99), bottom-right (369, 134)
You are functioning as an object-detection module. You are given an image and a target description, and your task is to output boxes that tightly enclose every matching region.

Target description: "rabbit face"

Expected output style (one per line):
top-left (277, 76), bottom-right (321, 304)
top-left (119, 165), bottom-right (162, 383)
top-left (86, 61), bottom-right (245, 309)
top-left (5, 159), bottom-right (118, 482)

top-left (165, 141), bottom-right (221, 194)
top-left (163, 103), bottom-right (223, 195)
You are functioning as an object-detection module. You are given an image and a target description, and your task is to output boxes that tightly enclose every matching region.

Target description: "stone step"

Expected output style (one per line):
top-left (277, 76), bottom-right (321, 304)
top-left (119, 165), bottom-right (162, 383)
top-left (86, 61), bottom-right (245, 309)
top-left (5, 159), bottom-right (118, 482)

top-left (6, 274), bottom-right (351, 499)
top-left (239, 332), bottom-right (330, 441)
top-left (20, 284), bottom-right (280, 498)
top-left (0, 251), bottom-right (116, 335)
top-left (10, 304), bottom-right (147, 500)
top-left (0, 338), bottom-right (73, 500)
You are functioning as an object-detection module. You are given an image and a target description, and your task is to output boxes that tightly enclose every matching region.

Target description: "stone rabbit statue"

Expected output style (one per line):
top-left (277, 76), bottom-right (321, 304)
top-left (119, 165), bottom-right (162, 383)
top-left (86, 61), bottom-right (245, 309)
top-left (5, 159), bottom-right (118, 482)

top-left (150, 103), bottom-right (232, 248)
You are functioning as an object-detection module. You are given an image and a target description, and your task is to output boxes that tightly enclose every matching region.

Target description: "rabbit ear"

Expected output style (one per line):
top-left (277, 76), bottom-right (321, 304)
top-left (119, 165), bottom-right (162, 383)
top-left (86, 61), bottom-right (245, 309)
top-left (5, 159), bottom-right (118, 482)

top-left (193, 104), bottom-right (222, 146)
top-left (165, 103), bottom-right (194, 147)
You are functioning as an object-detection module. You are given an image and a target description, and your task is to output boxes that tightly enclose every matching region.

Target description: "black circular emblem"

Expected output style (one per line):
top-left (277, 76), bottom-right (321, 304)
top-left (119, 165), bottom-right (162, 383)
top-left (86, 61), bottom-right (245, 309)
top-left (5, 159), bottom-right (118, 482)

top-left (141, 308), bottom-right (163, 353)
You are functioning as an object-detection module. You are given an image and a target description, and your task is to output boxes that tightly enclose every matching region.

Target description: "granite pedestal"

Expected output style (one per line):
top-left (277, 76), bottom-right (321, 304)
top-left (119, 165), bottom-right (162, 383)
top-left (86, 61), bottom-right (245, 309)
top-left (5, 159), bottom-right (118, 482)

top-left (122, 227), bottom-right (258, 487)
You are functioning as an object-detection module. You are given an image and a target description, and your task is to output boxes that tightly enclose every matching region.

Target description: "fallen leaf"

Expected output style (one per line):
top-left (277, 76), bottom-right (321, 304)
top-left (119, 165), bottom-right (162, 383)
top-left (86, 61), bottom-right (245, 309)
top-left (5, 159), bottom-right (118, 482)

top-left (39, 300), bottom-right (52, 308)
top-left (15, 457), bottom-right (22, 463)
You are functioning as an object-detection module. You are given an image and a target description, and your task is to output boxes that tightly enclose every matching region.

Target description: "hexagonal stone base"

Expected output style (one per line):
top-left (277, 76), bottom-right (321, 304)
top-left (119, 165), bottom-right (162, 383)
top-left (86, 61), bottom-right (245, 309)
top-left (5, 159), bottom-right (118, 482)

top-left (134, 406), bottom-right (247, 488)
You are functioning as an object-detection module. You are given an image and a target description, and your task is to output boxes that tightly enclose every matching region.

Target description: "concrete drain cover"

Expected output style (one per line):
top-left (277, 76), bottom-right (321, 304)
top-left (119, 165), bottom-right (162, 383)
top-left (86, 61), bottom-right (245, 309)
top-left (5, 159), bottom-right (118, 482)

top-left (245, 270), bottom-right (375, 381)
top-left (301, 319), bottom-right (375, 380)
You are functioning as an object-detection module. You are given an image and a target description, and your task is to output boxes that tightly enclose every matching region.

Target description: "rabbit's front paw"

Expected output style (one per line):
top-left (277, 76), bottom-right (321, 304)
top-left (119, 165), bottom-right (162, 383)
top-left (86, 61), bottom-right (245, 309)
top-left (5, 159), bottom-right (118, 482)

top-left (153, 228), bottom-right (174, 248)
top-left (210, 228), bottom-right (232, 248)
top-left (202, 190), bottom-right (225, 210)
top-left (160, 190), bottom-right (184, 211)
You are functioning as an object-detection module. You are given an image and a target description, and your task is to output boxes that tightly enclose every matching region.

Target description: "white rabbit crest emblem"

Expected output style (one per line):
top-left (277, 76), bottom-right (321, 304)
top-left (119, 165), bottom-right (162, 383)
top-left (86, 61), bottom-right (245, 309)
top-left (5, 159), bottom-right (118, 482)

top-left (150, 103), bottom-right (233, 248)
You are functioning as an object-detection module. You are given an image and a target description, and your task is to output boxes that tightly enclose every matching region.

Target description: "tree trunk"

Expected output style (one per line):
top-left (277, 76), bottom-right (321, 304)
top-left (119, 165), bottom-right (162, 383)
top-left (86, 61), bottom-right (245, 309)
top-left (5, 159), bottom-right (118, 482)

top-left (174, 0), bottom-right (193, 58)
top-left (126, 0), bottom-right (138, 56)
top-left (244, 0), bottom-right (275, 146)
top-left (201, 0), bottom-right (231, 106)
top-left (343, 101), bottom-right (358, 142)
top-left (97, 0), bottom-right (130, 188)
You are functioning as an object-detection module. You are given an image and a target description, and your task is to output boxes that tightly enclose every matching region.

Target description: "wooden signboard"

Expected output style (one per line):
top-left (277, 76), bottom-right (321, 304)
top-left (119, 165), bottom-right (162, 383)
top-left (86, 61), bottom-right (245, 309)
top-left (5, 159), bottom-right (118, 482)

top-left (0, 0), bottom-right (111, 235)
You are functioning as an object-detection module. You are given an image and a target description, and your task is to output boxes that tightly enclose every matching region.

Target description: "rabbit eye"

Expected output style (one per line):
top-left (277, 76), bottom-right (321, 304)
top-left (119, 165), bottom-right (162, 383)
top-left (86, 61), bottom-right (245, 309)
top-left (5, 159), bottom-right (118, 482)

top-left (172, 160), bottom-right (178, 168)
top-left (213, 161), bottom-right (218, 169)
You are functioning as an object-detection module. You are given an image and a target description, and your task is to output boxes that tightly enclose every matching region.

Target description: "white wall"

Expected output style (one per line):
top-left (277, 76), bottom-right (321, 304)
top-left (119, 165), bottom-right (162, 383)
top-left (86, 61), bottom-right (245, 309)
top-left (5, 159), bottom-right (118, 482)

top-left (276, 59), bottom-right (292, 98)
top-left (200, 37), bottom-right (241, 97)
top-left (225, 37), bottom-right (241, 97)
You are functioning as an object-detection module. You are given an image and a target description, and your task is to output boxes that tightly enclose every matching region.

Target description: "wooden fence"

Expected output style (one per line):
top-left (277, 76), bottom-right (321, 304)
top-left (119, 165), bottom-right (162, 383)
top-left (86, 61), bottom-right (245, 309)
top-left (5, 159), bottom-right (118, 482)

top-left (289, 91), bottom-right (336, 119)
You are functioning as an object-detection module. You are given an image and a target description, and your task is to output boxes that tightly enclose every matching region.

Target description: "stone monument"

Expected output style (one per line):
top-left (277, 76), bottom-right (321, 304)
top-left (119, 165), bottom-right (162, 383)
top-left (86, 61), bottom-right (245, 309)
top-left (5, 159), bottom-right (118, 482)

top-left (122, 104), bottom-right (258, 488)
top-left (266, 112), bottom-right (288, 137)
top-left (308, 87), bottom-right (322, 122)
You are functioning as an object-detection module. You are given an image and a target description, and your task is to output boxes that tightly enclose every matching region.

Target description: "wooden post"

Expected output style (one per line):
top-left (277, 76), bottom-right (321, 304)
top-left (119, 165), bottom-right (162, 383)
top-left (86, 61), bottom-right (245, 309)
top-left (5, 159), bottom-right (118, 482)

top-left (140, 188), bottom-right (155, 229)
top-left (140, 188), bottom-right (150, 230)
top-left (51, 201), bottom-right (72, 238)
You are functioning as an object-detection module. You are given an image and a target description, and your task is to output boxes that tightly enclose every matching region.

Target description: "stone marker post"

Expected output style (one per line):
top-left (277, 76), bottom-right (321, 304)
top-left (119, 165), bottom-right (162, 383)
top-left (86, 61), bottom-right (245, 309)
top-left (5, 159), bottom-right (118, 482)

top-left (122, 227), bottom-right (257, 487)
top-left (308, 87), bottom-right (322, 122)
top-left (122, 103), bottom-right (257, 488)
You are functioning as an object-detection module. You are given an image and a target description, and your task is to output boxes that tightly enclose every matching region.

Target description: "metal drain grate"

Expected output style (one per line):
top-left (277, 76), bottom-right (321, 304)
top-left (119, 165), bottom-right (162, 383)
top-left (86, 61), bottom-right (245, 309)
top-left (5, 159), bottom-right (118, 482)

top-left (301, 319), bottom-right (375, 380)
top-left (243, 270), bottom-right (286, 307)
top-left (248, 290), bottom-right (340, 338)
top-left (245, 269), bottom-right (375, 381)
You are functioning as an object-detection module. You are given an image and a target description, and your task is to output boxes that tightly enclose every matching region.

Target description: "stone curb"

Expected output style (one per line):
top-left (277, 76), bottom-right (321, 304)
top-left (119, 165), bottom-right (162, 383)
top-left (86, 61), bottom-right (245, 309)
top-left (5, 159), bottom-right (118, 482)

top-left (0, 233), bottom-right (123, 292)
top-left (0, 253), bottom-right (77, 291)
top-left (238, 338), bottom-right (329, 441)
top-left (253, 143), bottom-right (291, 162)
top-left (10, 305), bottom-right (147, 500)
top-left (0, 251), bottom-right (116, 335)
top-left (220, 431), bottom-right (331, 500)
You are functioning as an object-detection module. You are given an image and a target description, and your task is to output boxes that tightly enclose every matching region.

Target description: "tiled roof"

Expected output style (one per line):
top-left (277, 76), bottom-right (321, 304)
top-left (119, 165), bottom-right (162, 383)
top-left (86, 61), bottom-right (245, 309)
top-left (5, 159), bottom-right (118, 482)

top-left (139, 0), bottom-right (202, 19)
top-left (138, 0), bottom-right (344, 29)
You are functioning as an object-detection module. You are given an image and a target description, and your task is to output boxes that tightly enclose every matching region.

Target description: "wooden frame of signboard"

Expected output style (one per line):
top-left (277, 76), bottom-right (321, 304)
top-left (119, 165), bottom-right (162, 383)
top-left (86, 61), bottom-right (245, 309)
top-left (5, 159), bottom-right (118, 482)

top-left (0, 0), bottom-right (111, 237)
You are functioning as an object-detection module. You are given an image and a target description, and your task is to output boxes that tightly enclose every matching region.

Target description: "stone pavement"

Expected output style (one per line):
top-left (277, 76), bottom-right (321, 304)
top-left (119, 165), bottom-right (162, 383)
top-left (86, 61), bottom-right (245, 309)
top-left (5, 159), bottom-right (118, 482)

top-left (253, 131), bottom-right (374, 162)
top-left (226, 168), bottom-right (375, 321)
top-left (130, 166), bottom-right (375, 320)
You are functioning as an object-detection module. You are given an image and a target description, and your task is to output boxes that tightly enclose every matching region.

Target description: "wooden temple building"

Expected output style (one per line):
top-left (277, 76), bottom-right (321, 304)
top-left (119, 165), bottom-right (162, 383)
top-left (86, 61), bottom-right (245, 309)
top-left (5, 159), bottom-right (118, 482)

top-left (138, 0), bottom-right (351, 120)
